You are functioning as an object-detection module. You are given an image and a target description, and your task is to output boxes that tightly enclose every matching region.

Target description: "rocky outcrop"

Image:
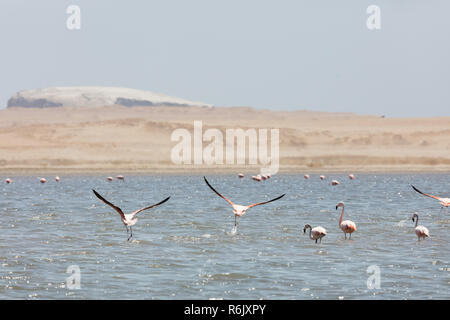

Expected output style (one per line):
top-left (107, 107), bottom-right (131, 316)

top-left (7, 87), bottom-right (211, 109)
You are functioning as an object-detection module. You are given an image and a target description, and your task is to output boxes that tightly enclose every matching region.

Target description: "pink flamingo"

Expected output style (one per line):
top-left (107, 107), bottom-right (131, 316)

top-left (412, 213), bottom-right (429, 241)
top-left (331, 180), bottom-right (340, 186)
top-left (238, 173), bottom-right (244, 178)
top-left (107, 176), bottom-right (114, 181)
top-left (116, 175), bottom-right (125, 181)
top-left (92, 189), bottom-right (170, 241)
top-left (411, 185), bottom-right (450, 212)
top-left (40, 178), bottom-right (47, 184)
top-left (336, 202), bottom-right (357, 239)
top-left (303, 224), bottom-right (327, 243)
top-left (304, 174), bottom-right (310, 179)
top-left (320, 175), bottom-right (326, 180)
top-left (204, 176), bottom-right (285, 229)
top-left (5, 178), bottom-right (12, 184)
top-left (55, 176), bottom-right (60, 182)
top-left (349, 174), bottom-right (355, 180)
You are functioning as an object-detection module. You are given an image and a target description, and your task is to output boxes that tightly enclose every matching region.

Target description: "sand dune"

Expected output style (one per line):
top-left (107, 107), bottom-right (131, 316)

top-left (0, 105), bottom-right (449, 173)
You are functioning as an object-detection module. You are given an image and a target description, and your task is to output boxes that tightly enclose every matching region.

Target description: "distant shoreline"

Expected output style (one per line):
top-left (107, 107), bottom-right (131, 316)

top-left (1, 165), bottom-right (450, 176)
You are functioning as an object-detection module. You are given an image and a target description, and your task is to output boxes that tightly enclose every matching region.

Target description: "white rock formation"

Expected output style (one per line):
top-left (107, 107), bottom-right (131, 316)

top-left (7, 86), bottom-right (211, 108)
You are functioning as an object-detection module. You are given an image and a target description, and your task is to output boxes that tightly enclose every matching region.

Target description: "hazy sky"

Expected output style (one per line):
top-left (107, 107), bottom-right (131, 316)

top-left (0, 1), bottom-right (449, 117)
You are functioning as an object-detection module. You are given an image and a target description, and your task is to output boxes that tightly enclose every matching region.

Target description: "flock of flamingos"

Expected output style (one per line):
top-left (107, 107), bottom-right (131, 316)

top-left (4, 173), bottom-right (450, 242)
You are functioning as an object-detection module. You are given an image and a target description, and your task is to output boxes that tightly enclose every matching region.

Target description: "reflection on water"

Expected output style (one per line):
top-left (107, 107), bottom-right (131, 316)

top-left (0, 173), bottom-right (449, 299)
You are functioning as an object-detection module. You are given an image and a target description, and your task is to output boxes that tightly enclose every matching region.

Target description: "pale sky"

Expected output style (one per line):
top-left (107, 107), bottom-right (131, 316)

top-left (0, 0), bottom-right (449, 117)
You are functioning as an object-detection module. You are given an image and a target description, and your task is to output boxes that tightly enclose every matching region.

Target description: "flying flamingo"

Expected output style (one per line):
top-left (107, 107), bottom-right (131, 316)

top-left (336, 202), bottom-right (357, 239)
top-left (303, 224), bottom-right (327, 243)
top-left (411, 213), bottom-right (429, 241)
top-left (411, 185), bottom-right (450, 214)
top-left (92, 189), bottom-right (170, 241)
top-left (204, 176), bottom-right (285, 230)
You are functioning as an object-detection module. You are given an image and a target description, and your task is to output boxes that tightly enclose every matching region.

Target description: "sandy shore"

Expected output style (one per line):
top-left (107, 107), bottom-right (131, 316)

top-left (1, 105), bottom-right (449, 174)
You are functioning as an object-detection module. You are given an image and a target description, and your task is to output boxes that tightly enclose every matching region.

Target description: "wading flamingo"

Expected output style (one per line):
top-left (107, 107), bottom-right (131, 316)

top-left (412, 213), bottom-right (429, 241)
top-left (304, 174), bottom-right (310, 179)
top-left (336, 202), bottom-right (357, 239)
top-left (411, 185), bottom-right (450, 213)
top-left (238, 173), bottom-right (244, 178)
top-left (320, 175), bottom-right (326, 180)
top-left (92, 189), bottom-right (170, 241)
top-left (40, 178), bottom-right (47, 184)
top-left (116, 175), bottom-right (125, 181)
top-left (107, 177), bottom-right (114, 181)
top-left (349, 174), bottom-right (355, 180)
top-left (303, 224), bottom-right (327, 243)
top-left (55, 176), bottom-right (60, 182)
top-left (331, 180), bottom-right (340, 186)
top-left (204, 176), bottom-right (285, 229)
top-left (5, 178), bottom-right (12, 184)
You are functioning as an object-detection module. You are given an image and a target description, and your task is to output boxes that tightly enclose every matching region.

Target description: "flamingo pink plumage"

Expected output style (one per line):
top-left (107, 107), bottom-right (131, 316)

top-left (412, 213), bottom-right (429, 241)
top-left (336, 202), bottom-right (357, 239)
top-left (303, 224), bottom-right (327, 243)
top-left (204, 176), bottom-right (285, 228)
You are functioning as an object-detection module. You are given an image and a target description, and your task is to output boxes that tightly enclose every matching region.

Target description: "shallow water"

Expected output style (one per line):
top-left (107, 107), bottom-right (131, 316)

top-left (1, 173), bottom-right (450, 299)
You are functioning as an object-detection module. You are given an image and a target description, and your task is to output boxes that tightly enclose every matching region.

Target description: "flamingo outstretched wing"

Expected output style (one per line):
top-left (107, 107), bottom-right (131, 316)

top-left (411, 185), bottom-right (443, 201)
top-left (92, 189), bottom-right (126, 220)
top-left (130, 196), bottom-right (171, 217)
top-left (247, 194), bottom-right (285, 209)
top-left (204, 176), bottom-right (234, 206)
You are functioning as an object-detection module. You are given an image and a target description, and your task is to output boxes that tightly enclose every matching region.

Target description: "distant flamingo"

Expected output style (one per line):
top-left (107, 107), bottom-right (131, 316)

top-left (320, 175), bottom-right (326, 180)
top-left (412, 213), bottom-right (429, 241)
top-left (204, 176), bottom-right (285, 229)
top-left (116, 175), bottom-right (125, 181)
top-left (55, 176), bottom-right (60, 182)
top-left (303, 224), bottom-right (327, 243)
top-left (107, 177), bottom-right (114, 181)
top-left (349, 174), bottom-right (355, 180)
top-left (238, 173), bottom-right (244, 178)
top-left (92, 189), bottom-right (170, 241)
top-left (40, 178), bottom-right (47, 184)
top-left (304, 174), bottom-right (310, 179)
top-left (5, 178), bottom-right (12, 184)
top-left (336, 202), bottom-right (357, 239)
top-left (252, 175), bottom-right (262, 182)
top-left (331, 180), bottom-right (340, 186)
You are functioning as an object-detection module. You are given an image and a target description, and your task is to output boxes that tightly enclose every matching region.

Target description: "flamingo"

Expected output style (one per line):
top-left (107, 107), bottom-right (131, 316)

top-left (92, 189), bottom-right (170, 241)
top-left (107, 176), bottom-right (114, 181)
top-left (349, 174), bottom-right (355, 180)
top-left (55, 176), bottom-right (60, 182)
top-left (116, 175), bottom-right (125, 181)
top-left (204, 176), bottom-right (285, 229)
top-left (238, 173), bottom-right (244, 178)
top-left (320, 175), bottom-right (326, 180)
top-left (304, 174), bottom-right (310, 179)
top-left (5, 178), bottom-right (12, 184)
top-left (412, 213), bottom-right (429, 241)
top-left (411, 185), bottom-right (450, 212)
top-left (336, 202), bottom-right (357, 239)
top-left (331, 180), bottom-right (340, 186)
top-left (303, 224), bottom-right (327, 243)
top-left (40, 178), bottom-right (47, 184)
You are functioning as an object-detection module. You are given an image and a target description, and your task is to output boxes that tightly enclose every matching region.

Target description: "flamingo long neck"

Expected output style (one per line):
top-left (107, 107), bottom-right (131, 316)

top-left (307, 226), bottom-right (313, 239)
top-left (339, 206), bottom-right (345, 226)
top-left (414, 216), bottom-right (418, 228)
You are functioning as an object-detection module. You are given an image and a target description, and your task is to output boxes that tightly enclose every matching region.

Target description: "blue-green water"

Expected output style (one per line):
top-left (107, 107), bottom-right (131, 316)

top-left (1, 173), bottom-right (449, 299)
